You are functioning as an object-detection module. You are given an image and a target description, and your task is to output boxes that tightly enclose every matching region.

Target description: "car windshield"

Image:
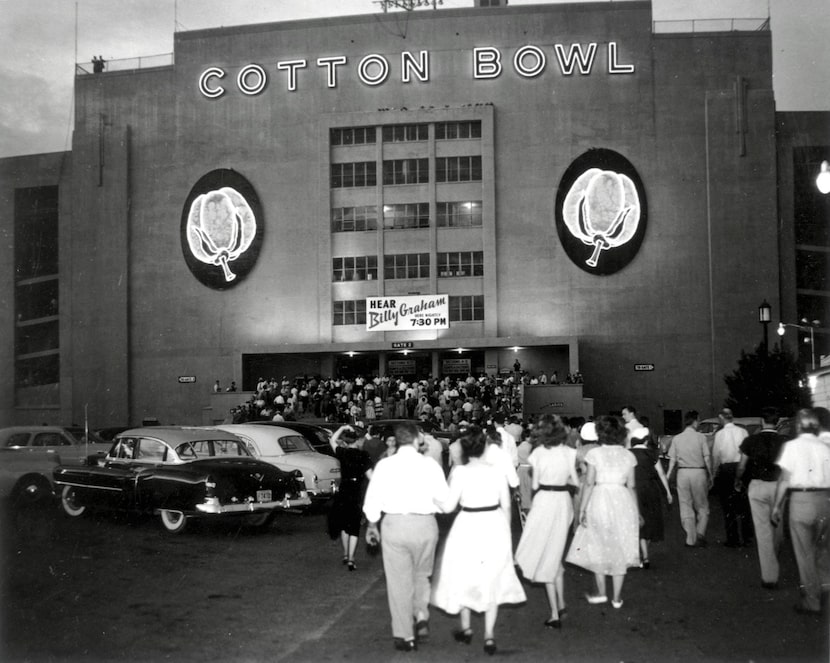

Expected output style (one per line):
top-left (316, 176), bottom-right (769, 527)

top-left (175, 439), bottom-right (251, 459)
top-left (66, 428), bottom-right (107, 444)
top-left (278, 435), bottom-right (314, 453)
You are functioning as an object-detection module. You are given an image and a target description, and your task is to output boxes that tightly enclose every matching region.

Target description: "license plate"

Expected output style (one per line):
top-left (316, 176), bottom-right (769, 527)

top-left (256, 490), bottom-right (272, 502)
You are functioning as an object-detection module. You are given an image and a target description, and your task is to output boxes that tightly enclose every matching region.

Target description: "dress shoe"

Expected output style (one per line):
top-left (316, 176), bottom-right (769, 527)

top-left (696, 535), bottom-right (708, 548)
top-left (347, 560), bottom-right (356, 571)
top-left (544, 618), bottom-right (562, 629)
top-left (452, 628), bottom-right (473, 645)
top-left (761, 581), bottom-right (779, 590)
top-left (558, 606), bottom-right (568, 619)
top-left (793, 603), bottom-right (822, 616)
top-left (611, 599), bottom-right (624, 609)
top-left (393, 638), bottom-right (417, 652)
top-left (585, 593), bottom-right (608, 604)
top-left (484, 638), bottom-right (497, 656)
top-left (415, 619), bottom-right (429, 640)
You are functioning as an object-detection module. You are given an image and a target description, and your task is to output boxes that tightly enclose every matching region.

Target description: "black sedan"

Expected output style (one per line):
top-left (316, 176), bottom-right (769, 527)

top-left (53, 426), bottom-right (310, 533)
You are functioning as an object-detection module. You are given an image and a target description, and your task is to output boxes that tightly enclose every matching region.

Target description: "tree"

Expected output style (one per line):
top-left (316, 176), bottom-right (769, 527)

top-left (723, 343), bottom-right (812, 416)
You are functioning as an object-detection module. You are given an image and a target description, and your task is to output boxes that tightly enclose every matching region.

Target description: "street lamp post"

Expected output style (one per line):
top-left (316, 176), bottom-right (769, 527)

top-left (758, 300), bottom-right (771, 356)
top-left (777, 319), bottom-right (820, 371)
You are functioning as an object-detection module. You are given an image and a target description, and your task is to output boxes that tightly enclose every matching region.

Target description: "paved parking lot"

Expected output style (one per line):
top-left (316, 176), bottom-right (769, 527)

top-left (1, 497), bottom-right (827, 662)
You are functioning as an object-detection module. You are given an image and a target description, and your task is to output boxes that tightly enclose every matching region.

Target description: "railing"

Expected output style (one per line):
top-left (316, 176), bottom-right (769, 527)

top-left (76, 53), bottom-right (174, 76)
top-left (653, 18), bottom-right (769, 34)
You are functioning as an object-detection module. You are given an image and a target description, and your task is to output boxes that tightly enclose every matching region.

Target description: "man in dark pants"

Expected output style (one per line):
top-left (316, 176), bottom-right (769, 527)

top-left (363, 422), bottom-right (449, 651)
top-left (712, 409), bottom-right (751, 546)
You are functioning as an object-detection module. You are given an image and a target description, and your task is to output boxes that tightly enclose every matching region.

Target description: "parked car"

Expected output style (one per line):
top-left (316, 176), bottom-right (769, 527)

top-left (252, 421), bottom-right (338, 457)
top-left (214, 424), bottom-right (340, 501)
top-left (0, 448), bottom-right (60, 507)
top-left (370, 418), bottom-right (453, 448)
top-left (53, 426), bottom-right (310, 533)
top-left (0, 426), bottom-right (111, 465)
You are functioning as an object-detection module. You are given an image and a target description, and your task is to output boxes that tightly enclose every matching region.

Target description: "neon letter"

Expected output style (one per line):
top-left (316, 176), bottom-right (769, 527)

top-left (513, 45), bottom-right (546, 78)
top-left (608, 42), bottom-right (635, 74)
top-left (554, 43), bottom-right (597, 76)
top-left (317, 56), bottom-right (347, 88)
top-left (237, 64), bottom-right (267, 96)
top-left (199, 67), bottom-right (225, 98)
top-left (358, 54), bottom-right (389, 86)
top-left (401, 50), bottom-right (429, 83)
top-left (473, 47), bottom-right (502, 79)
top-left (277, 59), bottom-right (308, 92)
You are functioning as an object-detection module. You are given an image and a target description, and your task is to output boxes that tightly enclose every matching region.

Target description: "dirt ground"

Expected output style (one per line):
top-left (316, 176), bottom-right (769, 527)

top-left (1, 497), bottom-right (828, 662)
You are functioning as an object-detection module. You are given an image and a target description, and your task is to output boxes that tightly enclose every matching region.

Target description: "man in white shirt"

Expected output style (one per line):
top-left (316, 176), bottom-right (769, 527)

top-left (712, 408), bottom-right (750, 547)
top-left (492, 412), bottom-right (518, 468)
top-left (363, 422), bottom-right (449, 651)
top-left (771, 408), bottom-right (830, 614)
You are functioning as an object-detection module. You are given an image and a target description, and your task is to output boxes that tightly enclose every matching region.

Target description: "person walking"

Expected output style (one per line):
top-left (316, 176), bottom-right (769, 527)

top-left (566, 415), bottom-right (640, 609)
top-left (430, 425), bottom-right (526, 656)
top-left (712, 408), bottom-right (751, 547)
top-left (771, 408), bottom-right (830, 615)
top-left (363, 422), bottom-right (450, 651)
top-left (327, 425), bottom-right (373, 571)
top-left (630, 427), bottom-right (673, 569)
top-left (734, 406), bottom-right (787, 589)
top-left (514, 415), bottom-right (580, 628)
top-left (666, 410), bottom-right (712, 547)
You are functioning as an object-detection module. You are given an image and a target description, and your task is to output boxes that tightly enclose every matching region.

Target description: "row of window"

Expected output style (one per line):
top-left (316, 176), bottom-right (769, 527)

top-left (331, 156), bottom-right (482, 188)
top-left (333, 252), bottom-right (484, 281)
top-left (331, 121), bottom-right (482, 146)
top-left (333, 295), bottom-right (484, 325)
top-left (332, 201), bottom-right (483, 232)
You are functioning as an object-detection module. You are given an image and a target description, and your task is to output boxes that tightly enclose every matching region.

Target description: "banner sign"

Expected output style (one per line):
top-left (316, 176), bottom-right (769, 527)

top-left (634, 364), bottom-right (655, 371)
top-left (366, 295), bottom-right (449, 332)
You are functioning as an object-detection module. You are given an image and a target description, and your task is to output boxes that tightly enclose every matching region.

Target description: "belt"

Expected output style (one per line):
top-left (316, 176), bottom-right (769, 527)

top-left (537, 484), bottom-right (570, 492)
top-left (679, 467), bottom-right (706, 470)
top-left (790, 487), bottom-right (830, 492)
top-left (461, 505), bottom-right (499, 512)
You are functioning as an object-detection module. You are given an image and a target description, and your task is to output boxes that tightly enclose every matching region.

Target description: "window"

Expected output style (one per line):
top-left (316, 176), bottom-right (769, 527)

top-left (333, 300), bottom-right (367, 326)
top-left (436, 156), bottom-right (482, 183)
top-left (331, 126), bottom-right (376, 146)
top-left (435, 121), bottom-right (482, 140)
top-left (384, 253), bottom-right (430, 280)
top-left (383, 203), bottom-right (430, 230)
top-left (331, 161), bottom-right (377, 188)
top-left (382, 124), bottom-right (428, 142)
top-left (15, 354), bottom-right (59, 389)
top-left (137, 438), bottom-right (167, 461)
top-left (449, 295), bottom-right (484, 321)
top-left (332, 206), bottom-right (378, 232)
top-left (333, 256), bottom-right (378, 281)
top-left (437, 251), bottom-right (483, 277)
top-left (437, 201), bottom-right (483, 228)
top-left (278, 435), bottom-right (314, 453)
top-left (382, 159), bottom-right (429, 185)
top-left (32, 432), bottom-right (69, 447)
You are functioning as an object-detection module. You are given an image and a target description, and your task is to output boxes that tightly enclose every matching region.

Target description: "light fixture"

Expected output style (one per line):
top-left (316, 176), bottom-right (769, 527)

top-left (777, 319), bottom-right (820, 370)
top-left (817, 160), bottom-right (830, 195)
top-left (758, 300), bottom-right (771, 323)
top-left (347, 351), bottom-right (355, 357)
top-left (402, 349), bottom-right (410, 356)
top-left (456, 347), bottom-right (464, 354)
top-left (511, 346), bottom-right (521, 352)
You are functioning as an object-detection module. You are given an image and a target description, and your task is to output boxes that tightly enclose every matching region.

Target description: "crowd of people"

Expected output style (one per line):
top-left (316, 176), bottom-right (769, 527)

top-left (226, 373), bottom-right (532, 429)
top-left (321, 401), bottom-right (830, 654)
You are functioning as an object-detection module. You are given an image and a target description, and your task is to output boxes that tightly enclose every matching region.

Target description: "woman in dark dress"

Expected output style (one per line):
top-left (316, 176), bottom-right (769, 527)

top-left (328, 425), bottom-right (373, 570)
top-left (629, 427), bottom-right (672, 568)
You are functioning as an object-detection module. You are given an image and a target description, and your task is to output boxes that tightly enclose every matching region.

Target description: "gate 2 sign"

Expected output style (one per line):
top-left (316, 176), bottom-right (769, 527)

top-left (555, 149), bottom-right (647, 275)
top-left (180, 169), bottom-right (264, 290)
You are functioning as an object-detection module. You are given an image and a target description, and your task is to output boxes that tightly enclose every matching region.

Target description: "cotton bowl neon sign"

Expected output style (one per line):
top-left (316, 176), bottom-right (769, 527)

top-left (180, 169), bottom-right (264, 289)
top-left (555, 149), bottom-right (647, 275)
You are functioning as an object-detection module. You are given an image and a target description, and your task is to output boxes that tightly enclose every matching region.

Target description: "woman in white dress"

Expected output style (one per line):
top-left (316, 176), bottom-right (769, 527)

top-left (514, 415), bottom-right (579, 628)
top-left (431, 425), bottom-right (526, 656)
top-left (565, 415), bottom-right (640, 609)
